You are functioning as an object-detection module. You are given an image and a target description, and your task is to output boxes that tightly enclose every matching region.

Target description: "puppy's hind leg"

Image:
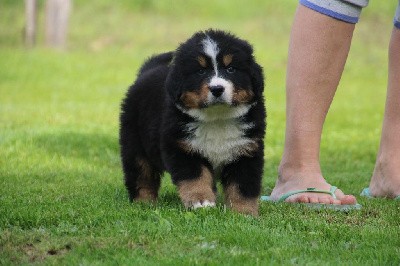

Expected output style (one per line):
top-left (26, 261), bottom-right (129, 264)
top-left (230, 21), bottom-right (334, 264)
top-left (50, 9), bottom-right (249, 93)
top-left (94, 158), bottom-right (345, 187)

top-left (120, 99), bottom-right (161, 202)
top-left (122, 155), bottom-right (161, 202)
top-left (135, 158), bottom-right (162, 202)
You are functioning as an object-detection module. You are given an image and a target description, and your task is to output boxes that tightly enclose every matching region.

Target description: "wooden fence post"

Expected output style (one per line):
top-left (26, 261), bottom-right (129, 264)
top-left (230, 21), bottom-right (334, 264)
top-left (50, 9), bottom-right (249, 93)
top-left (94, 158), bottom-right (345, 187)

top-left (45, 0), bottom-right (72, 49)
top-left (25, 0), bottom-right (37, 48)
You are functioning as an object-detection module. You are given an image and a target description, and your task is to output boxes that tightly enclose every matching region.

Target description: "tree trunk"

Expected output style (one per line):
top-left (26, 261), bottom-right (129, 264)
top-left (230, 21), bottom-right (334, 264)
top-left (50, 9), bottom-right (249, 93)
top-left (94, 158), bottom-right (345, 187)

top-left (45, 0), bottom-right (72, 49)
top-left (25, 0), bottom-right (37, 48)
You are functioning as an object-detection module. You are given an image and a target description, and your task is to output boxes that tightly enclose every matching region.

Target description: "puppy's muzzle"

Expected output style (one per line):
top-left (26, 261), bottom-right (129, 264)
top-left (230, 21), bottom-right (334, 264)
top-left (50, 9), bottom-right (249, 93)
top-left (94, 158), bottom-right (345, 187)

top-left (209, 85), bottom-right (224, 97)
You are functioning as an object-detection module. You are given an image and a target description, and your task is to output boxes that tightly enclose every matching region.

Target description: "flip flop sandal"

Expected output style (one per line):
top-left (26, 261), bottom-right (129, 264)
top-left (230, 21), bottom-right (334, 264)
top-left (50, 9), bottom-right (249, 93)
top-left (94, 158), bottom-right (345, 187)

top-left (261, 186), bottom-right (362, 211)
top-left (360, 187), bottom-right (400, 200)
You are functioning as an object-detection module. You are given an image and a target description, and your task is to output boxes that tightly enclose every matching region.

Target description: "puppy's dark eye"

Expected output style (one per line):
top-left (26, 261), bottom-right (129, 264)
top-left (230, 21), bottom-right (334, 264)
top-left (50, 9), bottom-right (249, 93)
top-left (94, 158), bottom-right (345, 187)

top-left (226, 66), bottom-right (236, 74)
top-left (198, 69), bottom-right (206, 75)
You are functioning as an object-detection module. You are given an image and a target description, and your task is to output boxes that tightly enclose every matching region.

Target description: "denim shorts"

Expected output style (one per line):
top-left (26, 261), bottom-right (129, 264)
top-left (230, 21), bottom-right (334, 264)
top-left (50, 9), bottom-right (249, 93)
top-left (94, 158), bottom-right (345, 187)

top-left (300, 0), bottom-right (400, 28)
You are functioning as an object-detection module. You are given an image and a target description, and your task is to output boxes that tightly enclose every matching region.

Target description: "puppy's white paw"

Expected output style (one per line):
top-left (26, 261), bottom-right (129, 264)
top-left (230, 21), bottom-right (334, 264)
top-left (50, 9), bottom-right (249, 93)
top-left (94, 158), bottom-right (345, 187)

top-left (191, 200), bottom-right (216, 209)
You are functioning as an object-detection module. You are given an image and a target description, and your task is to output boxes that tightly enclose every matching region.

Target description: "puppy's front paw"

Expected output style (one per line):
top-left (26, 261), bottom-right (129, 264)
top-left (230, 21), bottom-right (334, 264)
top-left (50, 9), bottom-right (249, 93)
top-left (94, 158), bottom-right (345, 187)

top-left (189, 200), bottom-right (216, 209)
top-left (180, 192), bottom-right (217, 210)
top-left (177, 167), bottom-right (216, 210)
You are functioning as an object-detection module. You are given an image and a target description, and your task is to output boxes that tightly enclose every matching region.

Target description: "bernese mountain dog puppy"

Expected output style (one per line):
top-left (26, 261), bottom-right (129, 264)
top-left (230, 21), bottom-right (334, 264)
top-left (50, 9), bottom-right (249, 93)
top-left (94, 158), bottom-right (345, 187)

top-left (120, 29), bottom-right (266, 216)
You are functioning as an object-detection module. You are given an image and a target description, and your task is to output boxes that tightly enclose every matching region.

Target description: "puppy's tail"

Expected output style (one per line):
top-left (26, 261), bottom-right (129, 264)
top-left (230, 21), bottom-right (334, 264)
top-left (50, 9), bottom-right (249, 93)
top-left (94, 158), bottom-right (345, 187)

top-left (138, 52), bottom-right (174, 76)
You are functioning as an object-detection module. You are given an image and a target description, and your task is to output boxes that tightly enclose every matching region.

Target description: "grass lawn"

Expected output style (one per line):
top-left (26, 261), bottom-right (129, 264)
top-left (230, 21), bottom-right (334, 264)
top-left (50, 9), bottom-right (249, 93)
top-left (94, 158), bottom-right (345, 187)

top-left (1, 0), bottom-right (399, 264)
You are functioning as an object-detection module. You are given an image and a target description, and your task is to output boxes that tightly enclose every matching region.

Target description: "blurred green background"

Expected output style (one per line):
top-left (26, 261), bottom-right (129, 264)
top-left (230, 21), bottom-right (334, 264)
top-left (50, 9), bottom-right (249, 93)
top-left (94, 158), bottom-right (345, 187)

top-left (1, 1), bottom-right (399, 264)
top-left (0, 0), bottom-right (396, 183)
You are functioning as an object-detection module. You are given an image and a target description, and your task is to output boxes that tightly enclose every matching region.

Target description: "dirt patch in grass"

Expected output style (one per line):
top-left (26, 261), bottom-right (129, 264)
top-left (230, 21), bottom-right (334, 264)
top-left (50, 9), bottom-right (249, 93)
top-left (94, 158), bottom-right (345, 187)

top-left (18, 241), bottom-right (72, 264)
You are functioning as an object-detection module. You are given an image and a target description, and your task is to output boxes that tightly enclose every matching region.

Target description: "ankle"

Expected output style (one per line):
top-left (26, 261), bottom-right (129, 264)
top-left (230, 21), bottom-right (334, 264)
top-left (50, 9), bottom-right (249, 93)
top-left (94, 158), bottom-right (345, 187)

top-left (373, 153), bottom-right (400, 180)
top-left (370, 154), bottom-right (400, 197)
top-left (278, 160), bottom-right (322, 183)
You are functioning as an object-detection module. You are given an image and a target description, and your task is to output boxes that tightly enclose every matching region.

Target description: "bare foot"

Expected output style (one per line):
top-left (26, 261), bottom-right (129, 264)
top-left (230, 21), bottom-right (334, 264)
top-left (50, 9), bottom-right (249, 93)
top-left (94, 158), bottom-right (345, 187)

top-left (368, 155), bottom-right (400, 199)
top-left (270, 166), bottom-right (358, 205)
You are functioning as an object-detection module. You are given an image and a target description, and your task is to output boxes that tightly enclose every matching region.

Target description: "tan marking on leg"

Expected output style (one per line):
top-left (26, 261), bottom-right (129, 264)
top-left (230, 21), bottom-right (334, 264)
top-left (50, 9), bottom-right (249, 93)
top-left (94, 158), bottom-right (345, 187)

top-left (177, 166), bottom-right (216, 208)
top-left (232, 88), bottom-right (254, 104)
top-left (179, 83), bottom-right (209, 109)
top-left (136, 188), bottom-right (157, 202)
top-left (197, 56), bottom-right (207, 68)
top-left (224, 183), bottom-right (258, 216)
top-left (223, 54), bottom-right (233, 66)
top-left (135, 158), bottom-right (158, 202)
top-left (137, 159), bottom-right (152, 178)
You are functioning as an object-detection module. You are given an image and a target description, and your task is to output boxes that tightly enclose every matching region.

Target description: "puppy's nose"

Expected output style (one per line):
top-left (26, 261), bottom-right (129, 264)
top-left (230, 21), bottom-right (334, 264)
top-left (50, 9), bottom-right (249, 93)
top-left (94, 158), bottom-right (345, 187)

top-left (210, 85), bottom-right (224, 97)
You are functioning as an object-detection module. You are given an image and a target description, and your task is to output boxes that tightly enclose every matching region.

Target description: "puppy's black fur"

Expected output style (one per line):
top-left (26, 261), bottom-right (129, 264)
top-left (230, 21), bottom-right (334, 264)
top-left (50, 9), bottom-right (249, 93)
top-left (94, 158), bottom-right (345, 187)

top-left (120, 30), bottom-right (266, 215)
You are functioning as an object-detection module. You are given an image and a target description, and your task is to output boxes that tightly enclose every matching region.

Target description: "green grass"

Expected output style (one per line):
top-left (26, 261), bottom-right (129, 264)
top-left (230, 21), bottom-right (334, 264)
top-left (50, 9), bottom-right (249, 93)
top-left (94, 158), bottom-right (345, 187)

top-left (1, 1), bottom-right (400, 265)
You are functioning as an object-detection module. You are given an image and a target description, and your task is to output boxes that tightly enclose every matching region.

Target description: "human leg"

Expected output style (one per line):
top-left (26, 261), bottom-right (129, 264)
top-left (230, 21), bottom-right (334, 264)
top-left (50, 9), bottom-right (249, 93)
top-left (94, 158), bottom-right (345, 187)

top-left (270, 3), bottom-right (361, 204)
top-left (368, 26), bottom-right (400, 199)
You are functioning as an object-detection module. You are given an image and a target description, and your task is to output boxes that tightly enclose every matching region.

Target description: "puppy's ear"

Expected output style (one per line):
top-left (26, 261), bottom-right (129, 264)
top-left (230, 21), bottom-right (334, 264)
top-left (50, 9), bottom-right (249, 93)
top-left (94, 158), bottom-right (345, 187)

top-left (250, 62), bottom-right (264, 98)
top-left (165, 67), bottom-right (183, 103)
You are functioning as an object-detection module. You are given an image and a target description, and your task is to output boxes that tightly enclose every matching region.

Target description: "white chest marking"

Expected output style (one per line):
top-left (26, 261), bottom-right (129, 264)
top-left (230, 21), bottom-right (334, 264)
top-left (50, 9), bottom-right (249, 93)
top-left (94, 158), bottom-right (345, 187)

top-left (182, 105), bottom-right (256, 169)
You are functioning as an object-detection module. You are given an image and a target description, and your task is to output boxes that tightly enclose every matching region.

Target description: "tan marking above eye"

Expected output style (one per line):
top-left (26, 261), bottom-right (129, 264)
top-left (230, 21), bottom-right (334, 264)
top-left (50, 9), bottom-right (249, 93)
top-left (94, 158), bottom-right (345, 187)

top-left (197, 56), bottom-right (207, 68)
top-left (223, 54), bottom-right (233, 67)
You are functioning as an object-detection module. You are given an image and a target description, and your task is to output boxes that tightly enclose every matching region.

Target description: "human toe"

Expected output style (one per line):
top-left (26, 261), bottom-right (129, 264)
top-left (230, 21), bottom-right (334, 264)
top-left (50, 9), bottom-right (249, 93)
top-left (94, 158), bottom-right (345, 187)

top-left (318, 196), bottom-right (331, 204)
top-left (286, 194), bottom-right (309, 203)
top-left (308, 196), bottom-right (320, 204)
top-left (340, 194), bottom-right (357, 205)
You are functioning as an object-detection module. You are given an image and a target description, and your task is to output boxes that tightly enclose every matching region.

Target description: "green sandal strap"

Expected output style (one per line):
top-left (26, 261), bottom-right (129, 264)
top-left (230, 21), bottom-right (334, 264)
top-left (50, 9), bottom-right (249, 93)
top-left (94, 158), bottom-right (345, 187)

top-left (278, 186), bottom-right (338, 202)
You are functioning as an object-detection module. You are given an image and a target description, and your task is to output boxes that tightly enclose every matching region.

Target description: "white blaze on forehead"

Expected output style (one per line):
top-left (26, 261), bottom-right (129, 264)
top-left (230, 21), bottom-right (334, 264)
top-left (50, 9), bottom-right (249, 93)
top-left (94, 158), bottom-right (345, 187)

top-left (202, 36), bottom-right (219, 76)
top-left (201, 36), bottom-right (234, 106)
